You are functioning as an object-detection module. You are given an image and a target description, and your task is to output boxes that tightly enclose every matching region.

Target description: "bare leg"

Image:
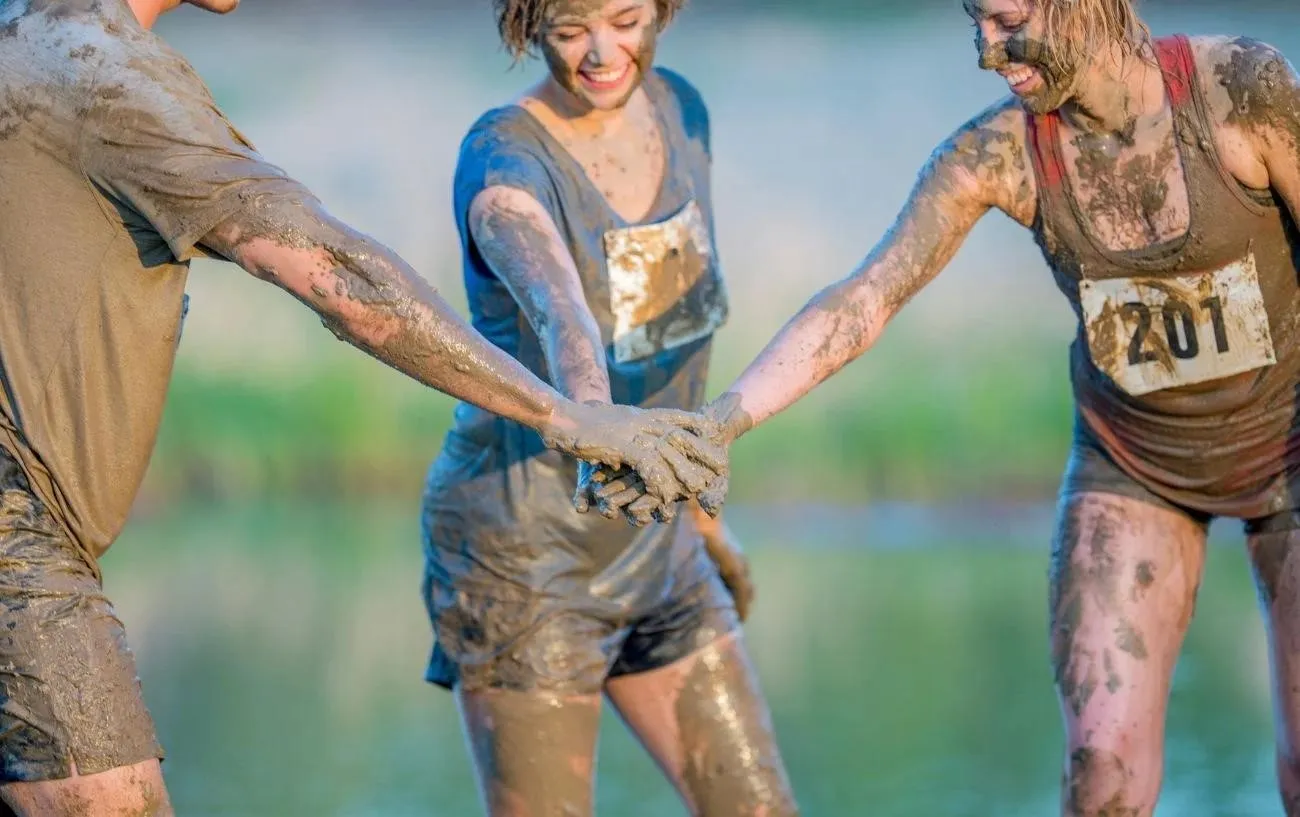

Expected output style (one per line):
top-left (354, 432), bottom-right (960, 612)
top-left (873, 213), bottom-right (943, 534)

top-left (0, 759), bottom-right (171, 817)
top-left (1246, 526), bottom-right (1300, 816)
top-left (456, 687), bottom-right (602, 817)
top-left (605, 632), bottom-right (798, 817)
top-left (1050, 493), bottom-right (1206, 817)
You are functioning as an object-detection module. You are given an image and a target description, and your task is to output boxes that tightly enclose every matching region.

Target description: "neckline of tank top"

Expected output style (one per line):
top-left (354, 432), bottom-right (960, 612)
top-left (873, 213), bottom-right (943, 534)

top-left (508, 73), bottom-right (687, 229)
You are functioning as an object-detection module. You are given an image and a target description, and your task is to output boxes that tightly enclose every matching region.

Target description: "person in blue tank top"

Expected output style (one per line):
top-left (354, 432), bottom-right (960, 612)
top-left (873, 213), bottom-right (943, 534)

top-left (419, 1), bottom-right (799, 814)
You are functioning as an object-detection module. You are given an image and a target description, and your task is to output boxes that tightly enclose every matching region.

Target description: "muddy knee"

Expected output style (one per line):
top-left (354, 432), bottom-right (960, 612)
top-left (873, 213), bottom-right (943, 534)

top-left (1063, 748), bottom-right (1150, 817)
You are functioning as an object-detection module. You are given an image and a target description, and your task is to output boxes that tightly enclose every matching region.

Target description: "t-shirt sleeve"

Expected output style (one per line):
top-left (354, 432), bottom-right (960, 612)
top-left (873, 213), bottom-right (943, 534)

top-left (655, 67), bottom-right (711, 160)
top-left (78, 47), bottom-right (311, 263)
top-left (453, 115), bottom-right (564, 243)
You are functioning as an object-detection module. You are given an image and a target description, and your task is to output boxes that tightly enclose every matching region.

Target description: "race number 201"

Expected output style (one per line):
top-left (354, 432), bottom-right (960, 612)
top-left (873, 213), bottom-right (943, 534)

top-left (1080, 254), bottom-right (1275, 397)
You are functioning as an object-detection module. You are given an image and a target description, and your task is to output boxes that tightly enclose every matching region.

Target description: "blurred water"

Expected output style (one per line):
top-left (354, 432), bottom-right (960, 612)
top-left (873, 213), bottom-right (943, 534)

top-left (105, 502), bottom-right (1277, 816)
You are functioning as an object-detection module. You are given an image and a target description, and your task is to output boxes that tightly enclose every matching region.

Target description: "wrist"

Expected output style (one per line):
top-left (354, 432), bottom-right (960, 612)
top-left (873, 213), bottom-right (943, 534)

top-left (704, 392), bottom-right (755, 444)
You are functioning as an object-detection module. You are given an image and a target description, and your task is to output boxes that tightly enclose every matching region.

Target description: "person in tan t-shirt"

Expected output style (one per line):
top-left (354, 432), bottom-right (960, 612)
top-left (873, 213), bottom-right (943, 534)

top-left (0, 0), bottom-right (730, 813)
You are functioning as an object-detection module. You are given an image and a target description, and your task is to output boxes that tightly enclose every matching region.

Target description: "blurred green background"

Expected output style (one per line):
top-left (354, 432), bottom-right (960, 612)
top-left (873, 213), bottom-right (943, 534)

top-left (98, 1), bottom-right (1300, 814)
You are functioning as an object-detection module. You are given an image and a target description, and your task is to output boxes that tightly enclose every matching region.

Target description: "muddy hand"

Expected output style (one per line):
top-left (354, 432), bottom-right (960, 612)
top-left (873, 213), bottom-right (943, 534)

top-left (546, 402), bottom-right (728, 508)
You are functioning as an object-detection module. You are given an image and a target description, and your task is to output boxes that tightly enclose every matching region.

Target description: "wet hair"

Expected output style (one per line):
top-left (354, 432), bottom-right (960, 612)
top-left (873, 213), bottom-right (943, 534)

top-left (1040, 0), bottom-right (1152, 69)
top-left (494, 0), bottom-right (685, 61)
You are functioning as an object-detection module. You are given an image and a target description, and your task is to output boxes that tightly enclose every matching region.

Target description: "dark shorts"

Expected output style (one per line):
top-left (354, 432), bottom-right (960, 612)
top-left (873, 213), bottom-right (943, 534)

top-left (423, 545), bottom-right (739, 695)
top-left (0, 450), bottom-right (161, 781)
top-left (1060, 426), bottom-right (1299, 537)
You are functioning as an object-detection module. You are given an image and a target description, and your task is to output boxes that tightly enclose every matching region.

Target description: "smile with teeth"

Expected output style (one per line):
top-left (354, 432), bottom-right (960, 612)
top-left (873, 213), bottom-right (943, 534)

top-left (1002, 65), bottom-right (1036, 88)
top-left (581, 64), bottom-right (630, 85)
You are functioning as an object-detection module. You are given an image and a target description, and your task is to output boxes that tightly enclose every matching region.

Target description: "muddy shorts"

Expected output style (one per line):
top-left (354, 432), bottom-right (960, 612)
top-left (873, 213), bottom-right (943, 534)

top-left (0, 448), bottom-right (161, 781)
top-left (423, 541), bottom-right (739, 695)
top-left (1061, 419), bottom-right (1300, 536)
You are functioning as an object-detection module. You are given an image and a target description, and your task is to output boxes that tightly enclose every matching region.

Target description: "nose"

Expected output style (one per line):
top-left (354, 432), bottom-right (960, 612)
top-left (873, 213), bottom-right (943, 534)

top-left (975, 20), bottom-right (1009, 70)
top-left (586, 27), bottom-right (621, 67)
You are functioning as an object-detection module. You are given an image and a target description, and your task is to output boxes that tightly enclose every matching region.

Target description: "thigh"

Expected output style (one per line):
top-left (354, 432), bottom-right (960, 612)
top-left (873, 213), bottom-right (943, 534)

top-left (606, 632), bottom-right (798, 817)
top-left (0, 488), bottom-right (161, 783)
top-left (1246, 517), bottom-right (1300, 756)
top-left (1050, 492), bottom-right (1206, 797)
top-left (456, 687), bottom-right (602, 817)
top-left (0, 759), bottom-right (171, 817)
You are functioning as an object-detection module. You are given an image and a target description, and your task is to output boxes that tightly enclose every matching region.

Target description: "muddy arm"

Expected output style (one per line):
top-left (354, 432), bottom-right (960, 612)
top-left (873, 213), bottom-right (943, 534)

top-left (200, 197), bottom-right (576, 433)
top-left (709, 105), bottom-right (1033, 438)
top-left (466, 185), bottom-right (613, 405)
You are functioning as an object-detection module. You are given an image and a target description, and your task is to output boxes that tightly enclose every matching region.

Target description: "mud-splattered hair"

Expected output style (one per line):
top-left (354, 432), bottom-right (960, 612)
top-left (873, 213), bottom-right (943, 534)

top-left (495, 0), bottom-right (686, 61)
top-left (1040, 0), bottom-right (1153, 69)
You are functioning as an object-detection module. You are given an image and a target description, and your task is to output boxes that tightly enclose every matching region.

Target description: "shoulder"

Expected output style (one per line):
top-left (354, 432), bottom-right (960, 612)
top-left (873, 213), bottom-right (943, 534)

top-left (458, 105), bottom-right (553, 174)
top-left (925, 96), bottom-right (1034, 222)
top-left (932, 96), bottom-right (1028, 178)
top-left (456, 106), bottom-right (561, 217)
top-left (652, 66), bottom-right (708, 117)
top-left (1189, 36), bottom-right (1299, 130)
top-left (650, 66), bottom-right (710, 146)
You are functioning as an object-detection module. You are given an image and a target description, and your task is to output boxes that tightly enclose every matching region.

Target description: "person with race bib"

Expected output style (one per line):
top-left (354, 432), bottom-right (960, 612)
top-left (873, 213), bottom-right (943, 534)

top-left (586, 0), bottom-right (1300, 814)
top-left (418, 1), bottom-right (797, 815)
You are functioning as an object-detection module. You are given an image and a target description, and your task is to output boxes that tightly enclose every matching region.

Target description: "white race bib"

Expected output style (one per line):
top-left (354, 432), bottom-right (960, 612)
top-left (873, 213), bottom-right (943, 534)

top-left (603, 200), bottom-right (728, 364)
top-left (1079, 254), bottom-right (1276, 396)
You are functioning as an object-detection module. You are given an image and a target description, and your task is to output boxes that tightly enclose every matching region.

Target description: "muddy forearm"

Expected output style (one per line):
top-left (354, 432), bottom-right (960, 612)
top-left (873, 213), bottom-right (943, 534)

top-left (722, 273), bottom-right (887, 435)
top-left (535, 307), bottom-right (614, 406)
top-left (472, 190), bottom-right (614, 406)
top-left (205, 200), bottom-right (570, 432)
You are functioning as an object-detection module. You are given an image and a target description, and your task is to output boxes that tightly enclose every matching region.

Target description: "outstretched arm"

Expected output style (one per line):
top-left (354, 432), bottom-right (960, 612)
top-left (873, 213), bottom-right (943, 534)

top-left (714, 104), bottom-right (1033, 437)
top-left (585, 102), bottom-right (1035, 522)
top-left (198, 196), bottom-right (724, 500)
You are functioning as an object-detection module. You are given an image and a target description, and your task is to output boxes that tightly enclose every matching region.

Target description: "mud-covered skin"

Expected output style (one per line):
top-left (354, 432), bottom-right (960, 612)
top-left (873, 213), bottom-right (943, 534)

top-left (970, 0), bottom-right (1080, 116)
top-left (457, 689), bottom-right (601, 817)
top-left (586, 104), bottom-right (1037, 521)
top-left (1063, 122), bottom-right (1185, 252)
top-left (1246, 528), bottom-right (1300, 816)
top-left (1050, 493), bottom-right (1206, 817)
top-left (539, 0), bottom-right (659, 114)
top-left (605, 632), bottom-right (799, 817)
top-left (205, 197), bottom-right (723, 506)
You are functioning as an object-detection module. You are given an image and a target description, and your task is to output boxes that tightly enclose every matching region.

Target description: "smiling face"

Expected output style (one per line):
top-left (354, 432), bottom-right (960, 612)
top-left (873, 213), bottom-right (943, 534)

top-left (965, 0), bottom-right (1082, 114)
top-left (538, 0), bottom-right (659, 113)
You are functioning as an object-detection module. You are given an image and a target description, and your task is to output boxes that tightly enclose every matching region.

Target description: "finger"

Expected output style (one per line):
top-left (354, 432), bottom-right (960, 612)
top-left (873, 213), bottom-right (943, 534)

top-left (666, 428), bottom-right (729, 475)
top-left (652, 499), bottom-right (679, 525)
top-left (625, 494), bottom-right (660, 527)
top-left (597, 487), bottom-right (645, 518)
top-left (632, 452), bottom-right (682, 504)
top-left (657, 440), bottom-right (712, 495)
top-left (589, 464), bottom-right (628, 486)
top-left (697, 474), bottom-right (729, 518)
top-left (594, 473), bottom-right (641, 500)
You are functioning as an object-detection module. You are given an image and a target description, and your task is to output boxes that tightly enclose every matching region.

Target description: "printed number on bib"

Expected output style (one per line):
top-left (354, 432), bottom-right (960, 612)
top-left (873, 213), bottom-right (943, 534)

top-left (1079, 254), bottom-right (1275, 397)
top-left (604, 200), bottom-right (729, 365)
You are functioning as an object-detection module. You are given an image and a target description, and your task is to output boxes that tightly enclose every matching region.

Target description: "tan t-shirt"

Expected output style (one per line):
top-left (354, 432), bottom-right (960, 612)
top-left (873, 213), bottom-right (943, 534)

top-left (0, 0), bottom-right (309, 562)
